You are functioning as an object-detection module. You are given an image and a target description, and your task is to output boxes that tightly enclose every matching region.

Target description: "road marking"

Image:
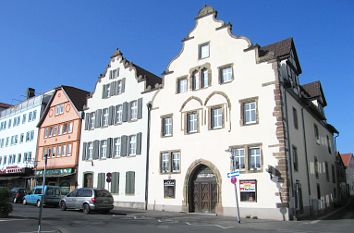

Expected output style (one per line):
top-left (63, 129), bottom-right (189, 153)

top-left (310, 220), bottom-right (320, 224)
top-left (18, 231), bottom-right (57, 233)
top-left (0, 219), bottom-right (28, 222)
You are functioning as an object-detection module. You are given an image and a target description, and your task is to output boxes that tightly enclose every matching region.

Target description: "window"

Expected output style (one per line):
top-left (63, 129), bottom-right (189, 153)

top-left (68, 122), bottom-right (73, 133)
top-left (201, 68), bottom-right (209, 88)
top-left (52, 146), bottom-right (56, 157)
top-left (128, 135), bottom-right (136, 156)
top-left (325, 162), bottom-right (329, 181)
top-left (331, 165), bottom-right (336, 183)
top-left (100, 140), bottom-right (107, 159)
top-left (102, 108), bottom-right (109, 126)
top-left (22, 114), bottom-right (26, 124)
top-left (67, 144), bottom-right (72, 156)
top-left (44, 128), bottom-right (48, 139)
top-left (314, 124), bottom-right (320, 144)
top-left (186, 111), bottom-right (198, 133)
top-left (58, 125), bottom-right (62, 135)
top-left (243, 101), bottom-right (257, 125)
top-left (125, 171), bottom-right (135, 195)
top-left (231, 148), bottom-right (245, 170)
top-left (116, 80), bottom-right (123, 94)
top-left (293, 146), bottom-right (298, 172)
top-left (162, 116), bottom-right (173, 137)
top-left (160, 151), bottom-right (181, 173)
top-left (293, 107), bottom-right (298, 129)
top-left (164, 179), bottom-right (176, 199)
top-left (110, 68), bottom-right (119, 79)
top-left (87, 142), bottom-right (93, 160)
top-left (211, 107), bottom-right (223, 129)
top-left (191, 72), bottom-right (200, 91)
top-left (89, 112), bottom-right (95, 130)
top-left (199, 42), bottom-right (209, 59)
top-left (177, 78), bottom-right (188, 93)
top-left (130, 101), bottom-right (138, 120)
top-left (53, 125), bottom-right (57, 136)
top-left (249, 147), bottom-right (261, 170)
top-left (17, 153), bottom-right (21, 163)
top-left (33, 110), bottom-right (37, 120)
top-left (314, 157), bottom-right (319, 179)
top-left (219, 65), bottom-right (233, 83)
top-left (327, 136), bottom-right (332, 154)
top-left (57, 146), bottom-right (61, 157)
top-left (49, 127), bottom-right (53, 137)
top-left (113, 137), bottom-right (121, 158)
top-left (317, 183), bottom-right (321, 200)
top-left (63, 123), bottom-right (68, 134)
top-left (62, 144), bottom-right (67, 156)
top-left (240, 180), bottom-right (257, 202)
top-left (55, 104), bottom-right (64, 115)
top-left (115, 105), bottom-right (123, 124)
top-left (111, 172), bottom-right (119, 194)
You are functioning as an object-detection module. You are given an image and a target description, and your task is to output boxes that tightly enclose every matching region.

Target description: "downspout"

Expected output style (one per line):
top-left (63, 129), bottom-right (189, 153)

top-left (301, 108), bottom-right (312, 208)
top-left (279, 79), bottom-right (295, 220)
top-left (144, 103), bottom-right (152, 210)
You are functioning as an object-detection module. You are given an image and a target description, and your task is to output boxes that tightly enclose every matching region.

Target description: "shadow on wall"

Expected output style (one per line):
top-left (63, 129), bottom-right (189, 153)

top-left (266, 165), bottom-right (288, 221)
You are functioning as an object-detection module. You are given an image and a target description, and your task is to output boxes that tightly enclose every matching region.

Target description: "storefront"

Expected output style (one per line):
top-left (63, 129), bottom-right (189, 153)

top-left (0, 166), bottom-right (34, 189)
top-left (34, 167), bottom-right (77, 195)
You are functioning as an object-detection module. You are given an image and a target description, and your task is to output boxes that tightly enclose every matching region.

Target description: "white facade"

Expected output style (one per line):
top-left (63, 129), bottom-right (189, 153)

top-left (78, 50), bottom-right (161, 209)
top-left (344, 154), bottom-right (354, 196)
top-left (0, 91), bottom-right (53, 188)
top-left (147, 6), bottom-right (338, 220)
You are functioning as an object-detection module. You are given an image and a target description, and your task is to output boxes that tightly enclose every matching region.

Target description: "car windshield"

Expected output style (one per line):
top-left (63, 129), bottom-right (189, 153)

top-left (46, 187), bottom-right (60, 195)
top-left (94, 190), bottom-right (112, 198)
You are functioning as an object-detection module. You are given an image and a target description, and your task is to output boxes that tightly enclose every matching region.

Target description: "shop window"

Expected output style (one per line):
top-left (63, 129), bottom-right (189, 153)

top-left (240, 180), bottom-right (257, 202)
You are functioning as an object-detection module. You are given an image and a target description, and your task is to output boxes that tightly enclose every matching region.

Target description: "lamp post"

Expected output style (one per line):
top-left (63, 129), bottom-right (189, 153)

top-left (38, 153), bottom-right (48, 233)
top-left (229, 150), bottom-right (241, 224)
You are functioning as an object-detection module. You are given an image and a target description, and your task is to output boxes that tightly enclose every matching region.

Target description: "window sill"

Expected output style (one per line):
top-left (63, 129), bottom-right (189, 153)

top-left (219, 79), bottom-right (233, 85)
top-left (185, 131), bottom-right (199, 135)
top-left (161, 134), bottom-right (173, 138)
top-left (242, 122), bottom-right (258, 126)
top-left (210, 126), bottom-right (224, 131)
top-left (160, 171), bottom-right (181, 175)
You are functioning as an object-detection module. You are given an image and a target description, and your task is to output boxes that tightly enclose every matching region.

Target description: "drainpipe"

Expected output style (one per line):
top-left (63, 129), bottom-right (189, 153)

top-left (301, 108), bottom-right (312, 207)
top-left (144, 103), bottom-right (152, 210)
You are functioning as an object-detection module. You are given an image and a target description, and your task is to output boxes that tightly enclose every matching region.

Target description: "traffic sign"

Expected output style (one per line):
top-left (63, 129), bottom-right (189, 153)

top-left (230, 177), bottom-right (237, 184)
top-left (106, 172), bottom-right (112, 183)
top-left (227, 170), bottom-right (240, 178)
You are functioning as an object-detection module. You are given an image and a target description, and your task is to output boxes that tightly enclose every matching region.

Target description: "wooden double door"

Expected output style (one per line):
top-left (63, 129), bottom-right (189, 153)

top-left (190, 165), bottom-right (217, 213)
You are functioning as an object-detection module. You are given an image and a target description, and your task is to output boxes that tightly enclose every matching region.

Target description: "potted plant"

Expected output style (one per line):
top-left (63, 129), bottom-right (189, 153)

top-left (0, 187), bottom-right (13, 218)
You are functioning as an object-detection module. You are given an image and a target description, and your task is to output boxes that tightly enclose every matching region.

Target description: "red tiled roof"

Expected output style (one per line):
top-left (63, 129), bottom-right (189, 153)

top-left (340, 153), bottom-right (353, 168)
top-left (0, 102), bottom-right (12, 108)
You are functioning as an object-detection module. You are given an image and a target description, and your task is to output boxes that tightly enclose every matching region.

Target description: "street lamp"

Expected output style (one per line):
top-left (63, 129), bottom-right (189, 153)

top-left (38, 153), bottom-right (48, 233)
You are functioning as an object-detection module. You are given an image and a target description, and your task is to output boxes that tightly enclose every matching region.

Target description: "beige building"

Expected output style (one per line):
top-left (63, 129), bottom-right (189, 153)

top-left (147, 6), bottom-right (338, 220)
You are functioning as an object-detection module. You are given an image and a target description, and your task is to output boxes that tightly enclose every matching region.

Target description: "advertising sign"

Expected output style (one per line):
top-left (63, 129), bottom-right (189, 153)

top-left (239, 180), bottom-right (256, 192)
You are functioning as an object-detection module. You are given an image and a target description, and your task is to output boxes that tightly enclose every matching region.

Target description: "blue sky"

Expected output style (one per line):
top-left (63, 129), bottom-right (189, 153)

top-left (0, 1), bottom-right (353, 153)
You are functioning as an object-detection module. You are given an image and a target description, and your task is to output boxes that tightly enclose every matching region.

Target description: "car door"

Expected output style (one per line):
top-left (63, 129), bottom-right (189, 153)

top-left (65, 190), bottom-right (77, 209)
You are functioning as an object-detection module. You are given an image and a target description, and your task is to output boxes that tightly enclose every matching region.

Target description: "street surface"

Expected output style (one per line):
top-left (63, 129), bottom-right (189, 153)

top-left (1, 198), bottom-right (354, 233)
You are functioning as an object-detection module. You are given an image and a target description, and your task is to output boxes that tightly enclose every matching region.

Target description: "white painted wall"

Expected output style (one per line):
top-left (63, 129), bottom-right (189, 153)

top-left (148, 13), bottom-right (286, 220)
top-left (77, 55), bottom-right (158, 208)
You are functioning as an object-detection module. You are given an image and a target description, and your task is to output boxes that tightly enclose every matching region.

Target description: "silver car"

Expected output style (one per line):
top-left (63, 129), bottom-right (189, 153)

top-left (60, 188), bottom-right (114, 214)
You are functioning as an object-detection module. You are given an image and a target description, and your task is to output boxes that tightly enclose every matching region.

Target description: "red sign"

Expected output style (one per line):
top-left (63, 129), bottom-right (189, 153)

top-left (230, 177), bottom-right (237, 184)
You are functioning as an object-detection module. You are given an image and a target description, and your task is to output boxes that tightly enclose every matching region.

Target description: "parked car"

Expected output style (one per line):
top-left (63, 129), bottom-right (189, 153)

top-left (10, 187), bottom-right (27, 203)
top-left (60, 188), bottom-right (114, 214)
top-left (23, 186), bottom-right (61, 207)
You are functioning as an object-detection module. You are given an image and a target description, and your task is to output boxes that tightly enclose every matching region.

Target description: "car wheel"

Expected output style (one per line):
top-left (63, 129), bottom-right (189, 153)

top-left (13, 197), bottom-right (17, 203)
top-left (83, 204), bottom-right (90, 214)
top-left (37, 200), bottom-right (41, 208)
top-left (23, 199), bottom-right (27, 205)
top-left (60, 201), bottom-right (67, 211)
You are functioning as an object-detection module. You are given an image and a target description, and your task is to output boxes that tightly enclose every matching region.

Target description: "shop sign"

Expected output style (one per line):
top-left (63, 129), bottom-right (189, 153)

top-left (35, 168), bottom-right (73, 176)
top-left (239, 180), bottom-right (256, 192)
top-left (0, 166), bottom-right (24, 175)
top-left (164, 179), bottom-right (176, 198)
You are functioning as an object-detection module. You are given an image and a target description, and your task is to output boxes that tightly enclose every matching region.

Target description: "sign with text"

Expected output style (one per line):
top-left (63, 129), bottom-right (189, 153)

top-left (164, 179), bottom-right (176, 198)
top-left (239, 180), bottom-right (256, 192)
top-left (227, 170), bottom-right (240, 178)
top-left (35, 168), bottom-right (73, 176)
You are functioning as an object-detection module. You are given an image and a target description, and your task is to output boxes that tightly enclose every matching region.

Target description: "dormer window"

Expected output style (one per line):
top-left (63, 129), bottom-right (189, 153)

top-left (199, 42), bottom-right (209, 59)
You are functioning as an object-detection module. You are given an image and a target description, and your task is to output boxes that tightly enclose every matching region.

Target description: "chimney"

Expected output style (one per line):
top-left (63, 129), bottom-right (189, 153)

top-left (27, 88), bottom-right (35, 99)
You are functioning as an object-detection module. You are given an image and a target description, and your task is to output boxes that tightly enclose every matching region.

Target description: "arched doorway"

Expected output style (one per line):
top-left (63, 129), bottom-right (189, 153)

top-left (189, 165), bottom-right (217, 213)
top-left (83, 173), bottom-right (93, 188)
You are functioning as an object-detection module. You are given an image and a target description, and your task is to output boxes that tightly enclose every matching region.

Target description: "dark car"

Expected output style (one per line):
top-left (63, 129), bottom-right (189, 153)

top-left (60, 188), bottom-right (114, 214)
top-left (10, 187), bottom-right (27, 203)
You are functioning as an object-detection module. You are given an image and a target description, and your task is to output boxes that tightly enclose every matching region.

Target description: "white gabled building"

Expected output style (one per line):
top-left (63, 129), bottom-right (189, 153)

top-left (78, 49), bottom-right (161, 209)
top-left (147, 5), bottom-right (339, 220)
top-left (0, 89), bottom-right (53, 189)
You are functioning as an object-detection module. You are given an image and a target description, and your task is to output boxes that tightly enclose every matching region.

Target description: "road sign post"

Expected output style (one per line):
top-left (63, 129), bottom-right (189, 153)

top-left (234, 181), bottom-right (241, 223)
top-left (227, 167), bottom-right (241, 223)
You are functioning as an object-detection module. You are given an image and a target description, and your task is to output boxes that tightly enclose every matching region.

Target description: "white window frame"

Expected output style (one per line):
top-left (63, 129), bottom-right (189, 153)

top-left (128, 135), bottom-right (137, 156)
top-left (130, 101), bottom-right (138, 120)
top-left (113, 137), bottom-right (121, 158)
top-left (115, 105), bottom-right (123, 124)
top-left (211, 107), bottom-right (223, 129)
top-left (244, 102), bottom-right (257, 125)
top-left (220, 66), bottom-right (233, 83)
top-left (67, 144), bottom-right (72, 156)
top-left (87, 142), bottom-right (93, 160)
top-left (177, 78), bottom-right (188, 93)
top-left (187, 111), bottom-right (198, 133)
top-left (161, 152), bottom-right (170, 173)
top-left (201, 68), bottom-right (209, 88)
top-left (89, 112), bottom-right (95, 129)
top-left (191, 72), bottom-right (200, 91)
top-left (162, 117), bottom-right (173, 137)
top-left (171, 152), bottom-right (180, 172)
top-left (199, 42), bottom-right (210, 59)
top-left (102, 108), bottom-right (109, 126)
top-left (248, 147), bottom-right (261, 170)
